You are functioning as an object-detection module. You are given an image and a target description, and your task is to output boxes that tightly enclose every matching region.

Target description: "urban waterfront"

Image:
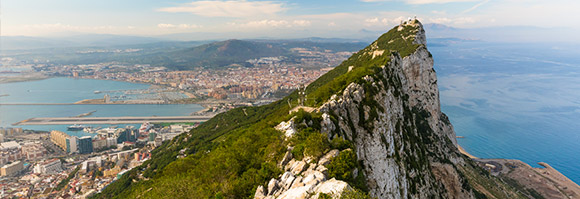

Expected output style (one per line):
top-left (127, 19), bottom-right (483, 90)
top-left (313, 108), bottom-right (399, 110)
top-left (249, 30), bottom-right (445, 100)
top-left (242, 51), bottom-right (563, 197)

top-left (0, 78), bottom-right (204, 136)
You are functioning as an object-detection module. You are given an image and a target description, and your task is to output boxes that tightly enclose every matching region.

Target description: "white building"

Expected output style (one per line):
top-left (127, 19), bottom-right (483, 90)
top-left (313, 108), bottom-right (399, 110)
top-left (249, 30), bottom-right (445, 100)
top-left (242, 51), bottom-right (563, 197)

top-left (1, 161), bottom-right (23, 176)
top-left (33, 159), bottom-right (62, 174)
top-left (68, 136), bottom-right (78, 153)
top-left (0, 141), bottom-right (23, 165)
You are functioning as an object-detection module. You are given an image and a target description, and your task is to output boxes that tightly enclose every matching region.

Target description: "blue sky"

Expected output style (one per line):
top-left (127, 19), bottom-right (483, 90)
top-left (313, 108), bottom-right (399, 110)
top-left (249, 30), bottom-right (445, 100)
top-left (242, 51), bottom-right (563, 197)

top-left (3, 0), bottom-right (579, 38)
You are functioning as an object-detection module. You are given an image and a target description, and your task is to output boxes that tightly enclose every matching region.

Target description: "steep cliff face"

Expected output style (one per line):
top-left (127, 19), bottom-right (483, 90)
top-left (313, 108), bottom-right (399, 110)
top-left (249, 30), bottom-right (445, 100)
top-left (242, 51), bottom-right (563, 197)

top-left (316, 20), bottom-right (467, 199)
top-left (98, 19), bottom-right (528, 199)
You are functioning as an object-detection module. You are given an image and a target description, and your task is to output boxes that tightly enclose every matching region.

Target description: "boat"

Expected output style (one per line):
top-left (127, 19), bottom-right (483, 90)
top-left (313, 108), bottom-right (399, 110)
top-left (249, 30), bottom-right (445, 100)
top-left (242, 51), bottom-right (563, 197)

top-left (94, 90), bottom-right (102, 94)
top-left (83, 126), bottom-right (99, 133)
top-left (139, 122), bottom-right (152, 133)
top-left (67, 124), bottom-right (88, 131)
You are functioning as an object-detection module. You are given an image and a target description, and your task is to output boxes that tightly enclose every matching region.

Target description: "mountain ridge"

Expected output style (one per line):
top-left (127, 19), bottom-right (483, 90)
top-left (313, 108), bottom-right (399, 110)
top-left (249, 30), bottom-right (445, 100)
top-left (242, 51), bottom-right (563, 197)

top-left (95, 19), bottom-right (544, 199)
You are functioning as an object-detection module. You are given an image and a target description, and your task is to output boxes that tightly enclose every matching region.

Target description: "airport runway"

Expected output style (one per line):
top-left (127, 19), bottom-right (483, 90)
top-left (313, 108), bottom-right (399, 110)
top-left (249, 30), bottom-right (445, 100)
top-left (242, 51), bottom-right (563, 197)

top-left (14, 116), bottom-right (213, 125)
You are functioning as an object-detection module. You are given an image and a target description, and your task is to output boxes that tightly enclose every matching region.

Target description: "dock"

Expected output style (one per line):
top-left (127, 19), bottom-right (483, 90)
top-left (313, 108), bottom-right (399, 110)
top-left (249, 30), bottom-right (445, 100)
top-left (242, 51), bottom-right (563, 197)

top-left (13, 116), bottom-right (214, 125)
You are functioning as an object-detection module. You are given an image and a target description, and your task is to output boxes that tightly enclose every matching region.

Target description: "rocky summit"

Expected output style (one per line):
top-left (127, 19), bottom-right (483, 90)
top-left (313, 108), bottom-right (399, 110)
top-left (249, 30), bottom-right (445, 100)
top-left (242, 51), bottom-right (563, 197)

top-left (96, 19), bottom-right (541, 199)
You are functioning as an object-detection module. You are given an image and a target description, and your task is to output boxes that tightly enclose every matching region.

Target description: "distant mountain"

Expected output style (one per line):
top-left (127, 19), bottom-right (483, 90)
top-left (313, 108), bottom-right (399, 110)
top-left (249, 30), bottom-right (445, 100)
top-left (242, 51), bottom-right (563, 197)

top-left (164, 39), bottom-right (289, 69)
top-left (1, 34), bottom-right (165, 50)
top-left (3, 38), bottom-right (365, 70)
top-left (423, 23), bottom-right (457, 31)
top-left (1, 36), bottom-right (77, 50)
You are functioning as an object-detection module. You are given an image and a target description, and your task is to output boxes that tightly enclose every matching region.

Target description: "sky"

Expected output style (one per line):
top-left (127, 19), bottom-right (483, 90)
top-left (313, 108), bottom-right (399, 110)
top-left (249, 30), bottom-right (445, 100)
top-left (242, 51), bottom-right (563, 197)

top-left (2, 0), bottom-right (579, 39)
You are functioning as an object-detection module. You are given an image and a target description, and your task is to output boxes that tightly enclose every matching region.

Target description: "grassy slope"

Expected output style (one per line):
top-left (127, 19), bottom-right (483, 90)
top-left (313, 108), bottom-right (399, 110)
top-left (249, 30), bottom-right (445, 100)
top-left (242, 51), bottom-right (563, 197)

top-left (96, 21), bottom-right (523, 199)
top-left (95, 22), bottom-right (423, 199)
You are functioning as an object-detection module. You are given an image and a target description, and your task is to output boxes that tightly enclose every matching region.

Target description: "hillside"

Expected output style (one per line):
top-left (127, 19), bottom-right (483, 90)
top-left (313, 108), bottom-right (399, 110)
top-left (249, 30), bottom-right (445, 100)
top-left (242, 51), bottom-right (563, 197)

top-left (155, 39), bottom-right (366, 70)
top-left (165, 39), bottom-right (289, 69)
top-left (95, 19), bottom-right (535, 199)
top-left (5, 39), bottom-right (365, 71)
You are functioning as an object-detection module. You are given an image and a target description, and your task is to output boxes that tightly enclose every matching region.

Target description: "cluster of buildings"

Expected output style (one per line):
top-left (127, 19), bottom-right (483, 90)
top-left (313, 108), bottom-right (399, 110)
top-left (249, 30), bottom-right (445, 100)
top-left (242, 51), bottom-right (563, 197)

top-left (0, 139), bottom-right (66, 198)
top-left (0, 122), bottom-right (196, 198)
top-left (49, 123), bottom-right (196, 157)
top-left (0, 127), bottom-right (24, 141)
top-left (51, 148), bottom-right (153, 198)
top-left (50, 131), bottom-right (95, 154)
top-left (27, 47), bottom-right (352, 102)
top-left (0, 141), bottom-right (47, 175)
top-left (82, 65), bottom-right (331, 101)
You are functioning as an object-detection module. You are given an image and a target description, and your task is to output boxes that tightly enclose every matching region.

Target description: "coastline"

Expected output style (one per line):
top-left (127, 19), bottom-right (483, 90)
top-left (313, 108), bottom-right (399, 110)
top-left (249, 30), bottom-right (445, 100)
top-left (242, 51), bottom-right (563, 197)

top-left (0, 74), bottom-right (48, 84)
top-left (457, 144), bottom-right (478, 159)
top-left (458, 144), bottom-right (580, 198)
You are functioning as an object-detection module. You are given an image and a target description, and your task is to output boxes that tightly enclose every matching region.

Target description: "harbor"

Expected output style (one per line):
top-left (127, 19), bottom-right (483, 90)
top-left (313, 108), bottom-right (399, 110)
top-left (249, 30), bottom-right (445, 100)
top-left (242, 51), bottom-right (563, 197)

top-left (13, 116), bottom-right (213, 125)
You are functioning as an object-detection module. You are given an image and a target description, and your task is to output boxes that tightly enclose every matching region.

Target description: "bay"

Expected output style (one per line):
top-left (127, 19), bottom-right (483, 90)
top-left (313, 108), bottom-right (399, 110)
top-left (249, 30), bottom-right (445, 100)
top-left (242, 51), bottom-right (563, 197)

top-left (0, 78), bottom-right (203, 136)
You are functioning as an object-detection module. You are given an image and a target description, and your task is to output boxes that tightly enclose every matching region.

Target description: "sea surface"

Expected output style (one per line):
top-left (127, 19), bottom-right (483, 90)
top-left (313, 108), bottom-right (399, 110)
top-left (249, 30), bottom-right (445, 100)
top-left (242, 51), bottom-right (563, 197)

top-left (0, 78), bottom-right (203, 137)
top-left (429, 39), bottom-right (580, 183)
top-left (1, 42), bottom-right (579, 184)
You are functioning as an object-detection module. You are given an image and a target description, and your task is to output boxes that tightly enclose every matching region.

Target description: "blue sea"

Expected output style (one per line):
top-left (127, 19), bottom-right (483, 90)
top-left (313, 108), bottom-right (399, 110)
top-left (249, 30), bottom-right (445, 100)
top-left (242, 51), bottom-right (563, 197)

top-left (0, 78), bottom-right (203, 137)
top-left (429, 40), bottom-right (580, 184)
top-left (1, 42), bottom-right (578, 184)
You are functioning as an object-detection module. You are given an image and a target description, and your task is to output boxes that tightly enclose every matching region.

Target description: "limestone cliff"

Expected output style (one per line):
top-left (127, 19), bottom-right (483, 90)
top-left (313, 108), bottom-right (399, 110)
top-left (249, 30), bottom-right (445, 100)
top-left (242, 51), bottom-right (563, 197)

top-left (318, 20), bottom-right (466, 198)
top-left (97, 19), bottom-right (530, 199)
top-left (259, 19), bottom-right (505, 199)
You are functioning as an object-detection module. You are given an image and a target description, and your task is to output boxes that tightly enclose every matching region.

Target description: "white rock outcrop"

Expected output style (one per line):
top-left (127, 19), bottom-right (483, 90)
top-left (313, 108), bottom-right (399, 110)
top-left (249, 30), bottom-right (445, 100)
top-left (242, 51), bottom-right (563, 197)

top-left (255, 150), bottom-right (352, 199)
top-left (275, 118), bottom-right (297, 138)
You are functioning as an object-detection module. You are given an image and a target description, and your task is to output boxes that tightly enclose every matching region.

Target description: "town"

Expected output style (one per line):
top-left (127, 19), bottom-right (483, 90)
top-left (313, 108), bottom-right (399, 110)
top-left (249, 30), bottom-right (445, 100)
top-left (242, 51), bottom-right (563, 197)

top-left (0, 122), bottom-right (196, 198)
top-left (2, 46), bottom-right (353, 105)
top-left (0, 43), bottom-right (357, 198)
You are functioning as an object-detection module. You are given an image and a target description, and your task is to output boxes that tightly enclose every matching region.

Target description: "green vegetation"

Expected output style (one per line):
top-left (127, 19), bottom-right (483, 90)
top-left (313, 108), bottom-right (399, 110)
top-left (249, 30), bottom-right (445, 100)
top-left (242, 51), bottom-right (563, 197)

top-left (458, 161), bottom-right (526, 199)
top-left (289, 109), bottom-right (330, 160)
top-left (56, 165), bottom-right (80, 191)
top-left (304, 22), bottom-right (422, 106)
top-left (96, 97), bottom-right (296, 198)
top-left (94, 22), bottom-right (458, 199)
top-left (19, 39), bottom-right (365, 71)
top-left (155, 122), bottom-right (197, 127)
top-left (290, 129), bottom-right (330, 160)
top-left (318, 193), bottom-right (333, 199)
top-left (326, 149), bottom-right (368, 192)
top-left (340, 188), bottom-right (374, 199)
top-left (501, 176), bottom-right (545, 199)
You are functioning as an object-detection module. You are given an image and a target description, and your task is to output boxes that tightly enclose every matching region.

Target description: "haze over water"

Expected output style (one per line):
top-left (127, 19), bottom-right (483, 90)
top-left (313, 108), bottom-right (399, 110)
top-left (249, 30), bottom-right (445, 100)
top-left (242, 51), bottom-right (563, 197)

top-left (431, 40), bottom-right (580, 183)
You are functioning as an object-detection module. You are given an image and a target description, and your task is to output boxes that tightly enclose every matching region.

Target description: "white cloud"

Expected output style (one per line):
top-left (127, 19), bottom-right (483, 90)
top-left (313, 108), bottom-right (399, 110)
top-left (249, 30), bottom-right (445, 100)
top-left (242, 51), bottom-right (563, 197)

top-left (361, 0), bottom-right (479, 4)
top-left (365, 17), bottom-right (380, 23)
top-left (431, 10), bottom-right (447, 15)
top-left (405, 0), bottom-right (478, 4)
top-left (157, 23), bottom-right (200, 29)
top-left (293, 20), bottom-right (311, 27)
top-left (158, 1), bottom-right (286, 18)
top-left (230, 19), bottom-right (311, 28)
top-left (427, 17), bottom-right (476, 25)
top-left (238, 20), bottom-right (289, 28)
top-left (364, 17), bottom-right (395, 26)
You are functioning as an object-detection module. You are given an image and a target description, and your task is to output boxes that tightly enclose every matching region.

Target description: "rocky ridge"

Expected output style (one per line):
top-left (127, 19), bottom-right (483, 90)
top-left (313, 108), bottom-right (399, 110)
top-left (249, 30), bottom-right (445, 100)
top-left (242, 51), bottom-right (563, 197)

top-left (255, 149), bottom-right (352, 199)
top-left (259, 19), bottom-right (474, 199)
top-left (96, 19), bottom-right (537, 199)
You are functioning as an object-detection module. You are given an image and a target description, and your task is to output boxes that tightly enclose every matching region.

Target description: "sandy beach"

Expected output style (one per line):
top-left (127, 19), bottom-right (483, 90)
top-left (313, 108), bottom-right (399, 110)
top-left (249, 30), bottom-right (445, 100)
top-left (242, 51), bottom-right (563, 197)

top-left (457, 144), bottom-right (478, 159)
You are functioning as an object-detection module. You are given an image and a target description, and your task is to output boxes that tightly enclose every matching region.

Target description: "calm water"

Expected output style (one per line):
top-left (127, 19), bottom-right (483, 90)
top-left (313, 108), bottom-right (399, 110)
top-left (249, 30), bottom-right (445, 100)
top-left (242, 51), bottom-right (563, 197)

top-left (0, 78), bottom-right (203, 136)
top-left (430, 40), bottom-right (580, 183)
